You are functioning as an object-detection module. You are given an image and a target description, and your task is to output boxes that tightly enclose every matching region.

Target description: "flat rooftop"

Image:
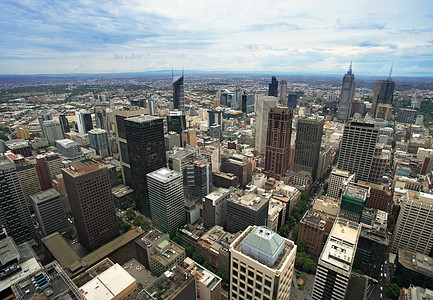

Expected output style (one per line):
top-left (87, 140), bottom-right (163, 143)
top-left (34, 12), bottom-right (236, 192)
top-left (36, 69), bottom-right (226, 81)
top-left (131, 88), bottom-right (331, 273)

top-left (147, 167), bottom-right (181, 183)
top-left (56, 139), bottom-right (79, 147)
top-left (302, 210), bottom-right (327, 229)
top-left (205, 188), bottom-right (230, 202)
top-left (63, 160), bottom-right (101, 176)
top-left (145, 265), bottom-right (194, 300)
top-left (0, 258), bottom-right (41, 292)
top-left (343, 185), bottom-right (369, 200)
top-left (30, 188), bottom-right (60, 204)
top-left (229, 193), bottom-right (268, 211)
top-left (125, 115), bottom-right (161, 123)
top-left (122, 259), bottom-right (157, 289)
top-left (398, 249), bottom-right (433, 277)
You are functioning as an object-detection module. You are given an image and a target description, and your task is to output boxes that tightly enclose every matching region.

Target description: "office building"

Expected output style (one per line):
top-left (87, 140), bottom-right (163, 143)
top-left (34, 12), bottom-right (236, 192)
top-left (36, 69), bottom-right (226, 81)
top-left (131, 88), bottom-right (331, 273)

top-left (30, 189), bottom-right (67, 236)
top-left (207, 109), bottom-right (222, 129)
top-left (391, 191), bottom-right (433, 255)
top-left (337, 64), bottom-right (356, 122)
top-left (221, 155), bottom-right (248, 186)
top-left (88, 128), bottom-right (110, 157)
top-left (287, 93), bottom-right (298, 108)
top-left (229, 225), bottom-right (297, 300)
top-left (279, 79), bottom-right (287, 104)
top-left (62, 160), bottom-right (119, 251)
top-left (167, 110), bottom-right (187, 134)
top-left (293, 117), bottom-right (324, 180)
top-left (371, 78), bottom-right (395, 116)
top-left (36, 152), bottom-right (63, 190)
top-left (113, 107), bottom-right (148, 187)
top-left (264, 106), bottom-right (293, 178)
top-left (125, 115), bottom-right (166, 216)
top-left (173, 75), bottom-right (185, 111)
top-left (246, 94), bottom-right (256, 113)
top-left (147, 168), bottom-right (186, 237)
top-left (357, 180), bottom-right (392, 212)
top-left (95, 105), bottom-right (110, 132)
top-left (56, 139), bottom-right (84, 161)
top-left (16, 126), bottom-right (30, 140)
top-left (375, 103), bottom-right (393, 120)
top-left (75, 110), bottom-right (93, 134)
top-left (393, 250), bottom-right (433, 289)
top-left (185, 159), bottom-right (212, 199)
top-left (0, 155), bottom-right (35, 243)
top-left (203, 188), bottom-right (230, 229)
top-left (184, 257), bottom-right (222, 300)
top-left (327, 169), bottom-right (351, 199)
top-left (42, 120), bottom-right (63, 144)
top-left (226, 193), bottom-right (269, 233)
top-left (255, 96), bottom-right (278, 154)
top-left (213, 171), bottom-right (239, 188)
top-left (38, 114), bottom-right (52, 138)
top-left (339, 184), bottom-right (369, 222)
top-left (52, 174), bottom-right (70, 213)
top-left (268, 76), bottom-right (278, 97)
top-left (338, 122), bottom-right (379, 182)
top-left (398, 108), bottom-right (418, 124)
top-left (311, 218), bottom-right (362, 300)
top-left (58, 114), bottom-right (70, 137)
top-left (233, 87), bottom-right (242, 110)
top-left (6, 139), bottom-right (32, 157)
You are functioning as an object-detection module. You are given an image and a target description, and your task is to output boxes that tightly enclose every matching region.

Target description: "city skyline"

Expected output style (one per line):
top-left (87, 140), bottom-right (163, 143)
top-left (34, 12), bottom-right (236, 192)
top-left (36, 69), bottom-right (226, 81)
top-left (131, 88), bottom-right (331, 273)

top-left (1, 0), bottom-right (433, 75)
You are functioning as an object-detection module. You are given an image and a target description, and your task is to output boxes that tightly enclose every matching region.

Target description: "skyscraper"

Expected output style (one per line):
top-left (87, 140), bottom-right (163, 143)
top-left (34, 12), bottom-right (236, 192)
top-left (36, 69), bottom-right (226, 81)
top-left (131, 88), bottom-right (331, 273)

top-left (268, 76), bottom-right (278, 97)
top-left (293, 117), bottom-right (324, 180)
top-left (42, 120), bottom-right (63, 144)
top-left (58, 114), bottom-right (70, 137)
top-left (337, 64), bottom-right (356, 122)
top-left (279, 79), bottom-right (287, 104)
top-left (229, 225), bottom-right (297, 300)
top-left (75, 110), bottom-right (93, 134)
top-left (337, 122), bottom-right (379, 182)
top-left (147, 168), bottom-right (186, 237)
top-left (255, 96), bottom-right (278, 154)
top-left (202, 188), bottom-right (230, 229)
top-left (124, 115), bottom-right (166, 216)
top-left (371, 78), bottom-right (395, 116)
top-left (88, 128), bottom-right (110, 157)
top-left (0, 155), bottom-right (35, 243)
top-left (246, 94), bottom-right (255, 113)
top-left (264, 106), bottom-right (293, 178)
top-left (38, 114), bottom-right (52, 138)
top-left (311, 218), bottom-right (361, 300)
top-left (62, 160), bottom-right (119, 251)
top-left (287, 93), bottom-right (298, 108)
top-left (232, 87), bottom-right (242, 110)
top-left (173, 76), bottom-right (185, 111)
top-left (167, 111), bottom-right (187, 134)
top-left (95, 105), bottom-right (110, 132)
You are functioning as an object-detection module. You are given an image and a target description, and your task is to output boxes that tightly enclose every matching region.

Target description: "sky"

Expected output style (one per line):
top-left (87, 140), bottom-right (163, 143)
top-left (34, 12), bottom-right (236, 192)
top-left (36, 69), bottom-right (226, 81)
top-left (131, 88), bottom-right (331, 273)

top-left (1, 0), bottom-right (433, 76)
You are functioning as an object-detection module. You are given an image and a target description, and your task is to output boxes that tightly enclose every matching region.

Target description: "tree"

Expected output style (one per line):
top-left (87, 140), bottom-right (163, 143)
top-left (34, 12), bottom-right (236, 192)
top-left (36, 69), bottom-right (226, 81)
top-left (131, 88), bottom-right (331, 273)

top-left (172, 236), bottom-right (181, 244)
top-left (386, 283), bottom-right (400, 299)
top-left (292, 223), bottom-right (300, 241)
top-left (64, 227), bottom-right (76, 241)
top-left (124, 209), bottom-right (136, 220)
top-left (286, 216), bottom-right (297, 228)
top-left (296, 241), bottom-right (308, 253)
top-left (280, 224), bottom-right (290, 237)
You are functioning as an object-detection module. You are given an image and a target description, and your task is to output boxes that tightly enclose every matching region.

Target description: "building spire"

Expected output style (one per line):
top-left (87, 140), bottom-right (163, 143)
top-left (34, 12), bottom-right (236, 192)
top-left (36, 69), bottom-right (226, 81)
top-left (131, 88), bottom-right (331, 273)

top-left (349, 61), bottom-right (352, 72)
top-left (388, 62), bottom-right (393, 80)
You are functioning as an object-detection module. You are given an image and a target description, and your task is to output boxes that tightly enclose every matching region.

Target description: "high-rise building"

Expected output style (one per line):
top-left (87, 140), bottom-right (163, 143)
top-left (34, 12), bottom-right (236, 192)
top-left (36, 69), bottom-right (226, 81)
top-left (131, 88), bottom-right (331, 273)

top-left (229, 225), bottom-right (297, 300)
top-left (113, 108), bottom-right (148, 187)
top-left (88, 128), bottom-right (110, 157)
top-left (0, 155), bottom-right (35, 243)
top-left (58, 114), bottom-right (70, 137)
top-left (232, 87), bottom-right (242, 110)
top-left (226, 193), bottom-right (269, 233)
top-left (184, 258), bottom-right (222, 300)
top-left (203, 188), bottom-right (230, 229)
top-left (327, 169), bottom-right (351, 199)
top-left (62, 160), bottom-right (119, 251)
top-left (339, 184), bottom-right (369, 222)
top-left (75, 110), bottom-right (93, 134)
top-left (279, 79), bottom-right (287, 104)
top-left (268, 76), bottom-right (278, 97)
top-left (173, 76), bottom-right (185, 111)
top-left (391, 191), bottom-right (433, 255)
top-left (264, 106), bottom-right (293, 178)
top-left (246, 94), bottom-right (256, 114)
top-left (311, 218), bottom-right (362, 300)
top-left (30, 189), bottom-right (67, 236)
top-left (207, 109), bottom-right (222, 129)
top-left (255, 96), bottom-right (279, 154)
top-left (337, 64), bottom-right (356, 122)
top-left (125, 115), bottom-right (166, 216)
top-left (167, 111), bottom-right (187, 134)
top-left (38, 114), bottom-right (52, 138)
top-left (337, 122), bottom-right (379, 182)
top-left (371, 78), bottom-right (395, 116)
top-left (185, 159), bottom-right (212, 199)
top-left (147, 168), bottom-right (186, 237)
top-left (287, 93), bottom-right (298, 108)
top-left (293, 117), bottom-right (324, 180)
top-left (42, 120), bottom-right (63, 144)
top-left (56, 139), bottom-right (83, 161)
top-left (95, 105), bottom-right (110, 132)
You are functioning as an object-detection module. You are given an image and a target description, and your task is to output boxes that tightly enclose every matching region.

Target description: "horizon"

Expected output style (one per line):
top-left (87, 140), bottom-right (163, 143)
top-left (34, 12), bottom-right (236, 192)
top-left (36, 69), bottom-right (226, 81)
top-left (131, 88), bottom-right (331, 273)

top-left (1, 1), bottom-right (433, 76)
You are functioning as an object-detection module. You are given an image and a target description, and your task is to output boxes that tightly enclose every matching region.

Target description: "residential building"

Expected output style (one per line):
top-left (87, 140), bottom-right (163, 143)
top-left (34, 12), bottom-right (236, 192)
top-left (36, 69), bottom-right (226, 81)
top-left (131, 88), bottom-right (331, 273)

top-left (62, 160), bottom-right (119, 251)
top-left (229, 225), bottom-right (297, 300)
top-left (311, 218), bottom-right (362, 300)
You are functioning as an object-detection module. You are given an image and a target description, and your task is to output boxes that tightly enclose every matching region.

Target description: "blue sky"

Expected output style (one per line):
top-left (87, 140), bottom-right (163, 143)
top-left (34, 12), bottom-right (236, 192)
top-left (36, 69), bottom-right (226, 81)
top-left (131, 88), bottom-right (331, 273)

top-left (1, 0), bottom-right (433, 76)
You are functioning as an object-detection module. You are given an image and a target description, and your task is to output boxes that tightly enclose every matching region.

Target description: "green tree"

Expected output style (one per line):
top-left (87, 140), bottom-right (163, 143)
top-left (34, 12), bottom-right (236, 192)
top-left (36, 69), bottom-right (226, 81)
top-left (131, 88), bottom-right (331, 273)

top-left (303, 257), bottom-right (316, 273)
top-left (286, 216), bottom-right (297, 228)
top-left (172, 236), bottom-right (181, 244)
top-left (292, 224), bottom-right (300, 241)
top-left (386, 283), bottom-right (400, 299)
top-left (64, 227), bottom-right (76, 241)
top-left (297, 241), bottom-right (308, 253)
top-left (280, 224), bottom-right (290, 237)
top-left (124, 209), bottom-right (136, 220)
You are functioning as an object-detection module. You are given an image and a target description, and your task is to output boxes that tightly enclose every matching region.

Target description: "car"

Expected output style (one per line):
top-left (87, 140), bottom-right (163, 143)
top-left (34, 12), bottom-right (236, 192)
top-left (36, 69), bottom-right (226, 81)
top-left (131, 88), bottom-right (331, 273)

top-left (380, 286), bottom-right (383, 291)
top-left (380, 273), bottom-right (383, 277)
top-left (380, 293), bottom-right (383, 298)
top-left (384, 273), bottom-right (386, 278)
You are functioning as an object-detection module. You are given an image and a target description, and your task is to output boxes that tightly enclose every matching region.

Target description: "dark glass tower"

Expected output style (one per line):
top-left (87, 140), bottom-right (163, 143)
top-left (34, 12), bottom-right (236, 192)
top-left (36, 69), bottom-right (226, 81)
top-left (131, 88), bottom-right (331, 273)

top-left (287, 93), bottom-right (298, 108)
top-left (264, 106), bottom-right (293, 178)
top-left (167, 112), bottom-right (186, 134)
top-left (371, 79), bottom-right (395, 116)
top-left (268, 76), bottom-right (279, 97)
top-left (125, 115), bottom-right (166, 216)
top-left (293, 117), bottom-right (324, 180)
top-left (173, 76), bottom-right (185, 111)
top-left (337, 64), bottom-right (356, 122)
top-left (0, 155), bottom-right (35, 243)
top-left (58, 114), bottom-right (70, 137)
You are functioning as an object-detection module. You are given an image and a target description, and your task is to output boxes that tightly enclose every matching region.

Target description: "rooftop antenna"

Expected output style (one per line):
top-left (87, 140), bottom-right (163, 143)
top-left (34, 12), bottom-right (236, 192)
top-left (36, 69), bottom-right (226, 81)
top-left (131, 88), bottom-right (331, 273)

top-left (388, 62), bottom-right (393, 79)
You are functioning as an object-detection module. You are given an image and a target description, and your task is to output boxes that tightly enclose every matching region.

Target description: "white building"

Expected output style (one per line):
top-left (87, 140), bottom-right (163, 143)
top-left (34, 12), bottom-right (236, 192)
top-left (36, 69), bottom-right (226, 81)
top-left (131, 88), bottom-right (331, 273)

top-left (311, 218), bottom-right (361, 300)
top-left (255, 96), bottom-right (278, 154)
top-left (229, 225), bottom-right (296, 300)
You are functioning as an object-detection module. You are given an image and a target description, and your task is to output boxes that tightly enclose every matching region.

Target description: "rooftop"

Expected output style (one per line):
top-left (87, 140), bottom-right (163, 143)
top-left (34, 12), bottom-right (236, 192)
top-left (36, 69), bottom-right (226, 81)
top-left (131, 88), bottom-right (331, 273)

top-left (302, 210), bottom-right (327, 229)
top-left (88, 128), bottom-right (107, 134)
top-left (30, 189), bottom-right (60, 204)
top-left (147, 167), bottom-right (182, 183)
top-left (0, 258), bottom-right (41, 293)
top-left (205, 188), bottom-right (230, 202)
top-left (125, 114), bottom-right (161, 124)
top-left (56, 139), bottom-right (79, 147)
top-left (0, 236), bottom-right (19, 266)
top-left (398, 249), bottom-right (433, 277)
top-left (229, 193), bottom-right (268, 211)
top-left (242, 226), bottom-right (284, 257)
top-left (145, 265), bottom-right (194, 300)
top-left (63, 159), bottom-right (101, 176)
top-left (122, 259), bottom-right (157, 289)
top-left (343, 184), bottom-right (369, 201)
